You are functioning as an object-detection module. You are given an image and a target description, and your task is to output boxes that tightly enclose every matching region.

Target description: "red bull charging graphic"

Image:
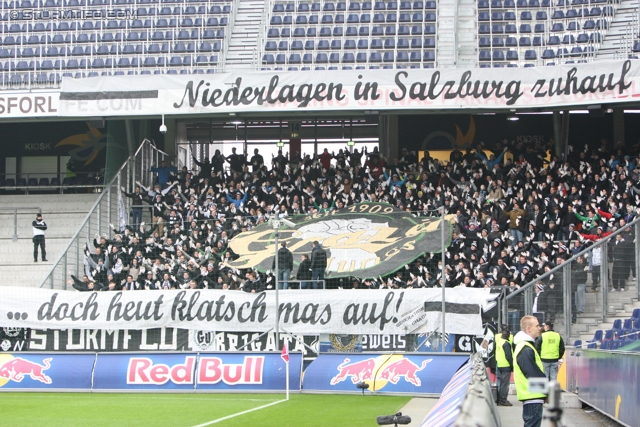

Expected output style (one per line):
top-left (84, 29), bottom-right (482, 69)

top-left (0, 353), bottom-right (94, 390)
top-left (0, 357), bottom-right (52, 384)
top-left (304, 353), bottom-right (468, 394)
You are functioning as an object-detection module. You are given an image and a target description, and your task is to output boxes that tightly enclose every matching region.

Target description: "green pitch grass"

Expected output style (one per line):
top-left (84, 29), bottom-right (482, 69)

top-left (0, 393), bottom-right (412, 427)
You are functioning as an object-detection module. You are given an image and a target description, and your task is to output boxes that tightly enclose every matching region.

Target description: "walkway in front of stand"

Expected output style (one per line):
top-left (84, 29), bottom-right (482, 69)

top-left (400, 397), bottom-right (624, 427)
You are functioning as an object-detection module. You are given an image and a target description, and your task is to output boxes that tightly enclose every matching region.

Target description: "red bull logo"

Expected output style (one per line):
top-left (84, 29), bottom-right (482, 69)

top-left (329, 356), bottom-right (433, 389)
top-left (0, 357), bottom-right (52, 384)
top-left (330, 358), bottom-right (376, 385)
top-left (128, 357), bottom-right (196, 385)
top-left (378, 358), bottom-right (432, 386)
top-left (127, 356), bottom-right (264, 386)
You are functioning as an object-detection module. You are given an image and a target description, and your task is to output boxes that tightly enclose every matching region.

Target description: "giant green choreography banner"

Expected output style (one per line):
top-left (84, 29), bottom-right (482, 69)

top-left (228, 203), bottom-right (453, 279)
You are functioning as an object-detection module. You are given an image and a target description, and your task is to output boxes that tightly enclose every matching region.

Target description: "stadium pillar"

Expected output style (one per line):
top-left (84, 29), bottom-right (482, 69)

top-left (164, 117), bottom-right (177, 161)
top-left (612, 107), bottom-right (625, 146)
top-left (379, 114), bottom-right (399, 160)
top-left (552, 111), bottom-right (570, 158)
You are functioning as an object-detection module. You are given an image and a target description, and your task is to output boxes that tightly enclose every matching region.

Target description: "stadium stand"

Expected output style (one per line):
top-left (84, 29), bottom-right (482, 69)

top-left (0, 0), bottom-right (233, 87)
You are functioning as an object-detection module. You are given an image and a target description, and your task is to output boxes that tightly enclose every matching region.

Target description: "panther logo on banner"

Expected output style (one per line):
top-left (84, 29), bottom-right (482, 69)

top-left (228, 202), bottom-right (453, 279)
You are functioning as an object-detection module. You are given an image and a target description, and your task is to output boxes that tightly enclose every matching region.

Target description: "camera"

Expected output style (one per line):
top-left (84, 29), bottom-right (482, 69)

top-left (159, 114), bottom-right (167, 134)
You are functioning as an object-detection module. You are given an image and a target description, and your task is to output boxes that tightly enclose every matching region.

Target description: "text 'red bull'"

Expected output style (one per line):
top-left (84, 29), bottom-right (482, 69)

top-left (198, 356), bottom-right (264, 385)
top-left (127, 356), bottom-right (264, 385)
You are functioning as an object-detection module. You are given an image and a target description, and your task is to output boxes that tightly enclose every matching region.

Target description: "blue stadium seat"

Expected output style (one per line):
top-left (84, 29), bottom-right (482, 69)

top-left (344, 39), bottom-right (357, 49)
top-left (316, 53), bottom-right (329, 63)
top-left (548, 35), bottom-right (561, 45)
top-left (524, 49), bottom-right (536, 60)
top-left (305, 40), bottom-right (315, 50)
top-left (293, 28), bottom-right (306, 37)
top-left (331, 40), bottom-right (342, 49)
top-left (343, 52), bottom-right (355, 62)
top-left (291, 40), bottom-right (304, 50)
top-left (278, 41), bottom-right (289, 51)
top-left (370, 52), bottom-right (382, 62)
top-left (302, 53), bottom-right (313, 64)
top-left (576, 33), bottom-right (589, 43)
top-left (541, 49), bottom-right (555, 59)
top-left (262, 54), bottom-right (275, 64)
top-left (318, 40), bottom-right (330, 49)
top-left (371, 39), bottom-right (383, 48)
top-left (346, 26), bottom-right (358, 36)
top-left (357, 39), bottom-right (369, 49)
top-left (506, 50), bottom-right (518, 60)
top-left (356, 52), bottom-right (367, 62)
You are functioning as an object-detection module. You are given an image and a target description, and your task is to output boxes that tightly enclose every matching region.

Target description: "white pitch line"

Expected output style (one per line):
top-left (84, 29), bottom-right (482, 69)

top-left (191, 399), bottom-right (288, 427)
top-left (0, 395), bottom-right (276, 403)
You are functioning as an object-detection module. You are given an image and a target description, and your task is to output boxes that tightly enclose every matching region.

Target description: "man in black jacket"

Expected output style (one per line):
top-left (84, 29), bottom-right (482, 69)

top-left (310, 241), bottom-right (328, 289)
top-left (122, 185), bottom-right (146, 230)
top-left (514, 315), bottom-right (547, 427)
top-left (272, 242), bottom-right (293, 289)
top-left (296, 254), bottom-right (312, 289)
top-left (32, 213), bottom-right (47, 262)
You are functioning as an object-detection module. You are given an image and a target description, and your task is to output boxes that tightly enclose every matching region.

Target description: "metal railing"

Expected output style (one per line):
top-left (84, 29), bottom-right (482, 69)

top-left (39, 139), bottom-right (168, 290)
top-left (0, 207), bottom-right (42, 241)
top-left (502, 214), bottom-right (640, 340)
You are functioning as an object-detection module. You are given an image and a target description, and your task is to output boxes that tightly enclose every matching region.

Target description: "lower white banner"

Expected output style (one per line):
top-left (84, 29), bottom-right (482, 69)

top-left (0, 288), bottom-right (498, 336)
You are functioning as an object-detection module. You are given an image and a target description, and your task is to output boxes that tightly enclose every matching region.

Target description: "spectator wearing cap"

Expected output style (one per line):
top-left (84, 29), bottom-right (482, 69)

top-left (32, 213), bottom-right (47, 262)
top-left (535, 320), bottom-right (565, 381)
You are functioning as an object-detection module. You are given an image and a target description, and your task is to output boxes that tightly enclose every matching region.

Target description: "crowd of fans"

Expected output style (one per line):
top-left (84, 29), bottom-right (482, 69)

top-left (70, 139), bottom-right (640, 314)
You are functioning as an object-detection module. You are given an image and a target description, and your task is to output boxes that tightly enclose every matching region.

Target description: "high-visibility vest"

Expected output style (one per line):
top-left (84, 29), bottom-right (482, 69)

top-left (495, 335), bottom-right (513, 369)
top-left (540, 331), bottom-right (561, 360)
top-left (513, 341), bottom-right (547, 401)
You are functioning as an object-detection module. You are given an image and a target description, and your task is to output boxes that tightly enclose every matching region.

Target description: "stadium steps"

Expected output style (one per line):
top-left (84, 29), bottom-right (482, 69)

top-left (436, 0), bottom-right (456, 67)
top-left (572, 280), bottom-right (639, 344)
top-left (596, 0), bottom-right (639, 59)
top-left (0, 194), bottom-right (96, 287)
top-left (456, 0), bottom-right (480, 68)
top-left (224, 0), bottom-right (265, 67)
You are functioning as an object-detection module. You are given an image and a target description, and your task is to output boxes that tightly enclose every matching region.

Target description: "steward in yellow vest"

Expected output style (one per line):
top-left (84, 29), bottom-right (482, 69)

top-left (514, 316), bottom-right (547, 427)
top-left (495, 326), bottom-right (514, 406)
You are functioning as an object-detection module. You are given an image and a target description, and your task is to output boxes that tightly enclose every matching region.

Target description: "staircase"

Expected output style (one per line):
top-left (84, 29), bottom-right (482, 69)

top-left (0, 194), bottom-right (97, 287)
top-left (456, 0), bottom-right (480, 68)
top-left (596, 0), bottom-right (640, 60)
top-left (437, 0), bottom-right (457, 67)
top-left (223, 0), bottom-right (266, 69)
top-left (571, 275), bottom-right (639, 345)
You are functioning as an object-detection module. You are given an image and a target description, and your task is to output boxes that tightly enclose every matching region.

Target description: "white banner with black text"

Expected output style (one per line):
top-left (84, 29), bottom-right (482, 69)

top-left (0, 288), bottom-right (499, 336)
top-left (58, 60), bottom-right (640, 116)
